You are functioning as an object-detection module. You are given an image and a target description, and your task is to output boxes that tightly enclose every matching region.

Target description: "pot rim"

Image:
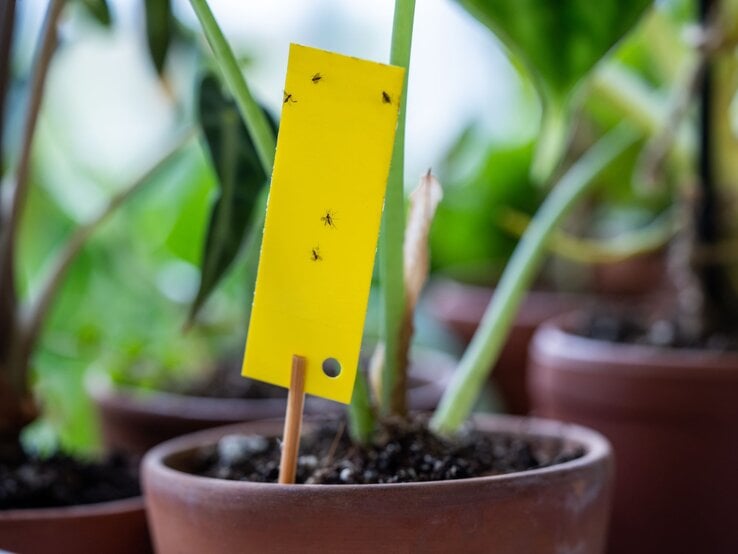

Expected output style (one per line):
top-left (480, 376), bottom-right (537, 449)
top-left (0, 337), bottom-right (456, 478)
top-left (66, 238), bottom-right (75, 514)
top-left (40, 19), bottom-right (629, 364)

top-left (142, 414), bottom-right (611, 494)
top-left (426, 278), bottom-right (586, 328)
top-left (0, 495), bottom-right (145, 521)
top-left (533, 312), bottom-right (738, 374)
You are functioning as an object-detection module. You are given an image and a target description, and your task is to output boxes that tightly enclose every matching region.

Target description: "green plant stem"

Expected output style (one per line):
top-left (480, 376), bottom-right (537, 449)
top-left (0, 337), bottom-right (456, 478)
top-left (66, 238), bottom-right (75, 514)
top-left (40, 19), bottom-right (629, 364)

top-left (10, 130), bottom-right (195, 389)
top-left (531, 96), bottom-right (569, 184)
top-left (188, 0), bottom-right (275, 175)
top-left (498, 207), bottom-right (678, 264)
top-left (378, 0), bottom-right (415, 415)
top-left (592, 64), bottom-right (692, 164)
top-left (348, 371), bottom-right (375, 445)
top-left (430, 125), bottom-right (638, 434)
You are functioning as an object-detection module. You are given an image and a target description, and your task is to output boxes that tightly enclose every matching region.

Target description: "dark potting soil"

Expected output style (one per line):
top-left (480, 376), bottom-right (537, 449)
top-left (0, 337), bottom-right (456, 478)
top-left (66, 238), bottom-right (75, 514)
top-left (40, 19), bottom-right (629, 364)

top-left (0, 451), bottom-right (140, 510)
top-left (578, 312), bottom-right (738, 351)
top-left (191, 417), bottom-right (583, 485)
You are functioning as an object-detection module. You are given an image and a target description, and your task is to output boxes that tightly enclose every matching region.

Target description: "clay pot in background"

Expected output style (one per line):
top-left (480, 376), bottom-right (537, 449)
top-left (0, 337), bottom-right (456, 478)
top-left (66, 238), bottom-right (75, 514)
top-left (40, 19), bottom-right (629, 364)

top-left (426, 279), bottom-right (583, 413)
top-left (90, 349), bottom-right (454, 455)
top-left (529, 315), bottom-right (738, 554)
top-left (591, 250), bottom-right (667, 297)
top-left (0, 497), bottom-right (151, 554)
top-left (143, 415), bottom-right (613, 554)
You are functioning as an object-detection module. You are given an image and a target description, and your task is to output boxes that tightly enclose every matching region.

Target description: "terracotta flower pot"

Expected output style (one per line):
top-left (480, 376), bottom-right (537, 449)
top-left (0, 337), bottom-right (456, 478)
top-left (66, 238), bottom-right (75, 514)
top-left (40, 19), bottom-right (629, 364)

top-left (143, 415), bottom-right (613, 553)
top-left (529, 315), bottom-right (738, 554)
top-left (426, 279), bottom-right (583, 413)
top-left (0, 497), bottom-right (151, 554)
top-left (90, 349), bottom-right (454, 455)
top-left (590, 250), bottom-right (667, 297)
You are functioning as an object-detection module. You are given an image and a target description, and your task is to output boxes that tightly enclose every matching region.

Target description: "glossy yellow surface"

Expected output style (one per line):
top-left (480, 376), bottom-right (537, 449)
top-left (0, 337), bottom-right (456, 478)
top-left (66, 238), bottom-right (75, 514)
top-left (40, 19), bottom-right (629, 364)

top-left (242, 44), bottom-right (404, 403)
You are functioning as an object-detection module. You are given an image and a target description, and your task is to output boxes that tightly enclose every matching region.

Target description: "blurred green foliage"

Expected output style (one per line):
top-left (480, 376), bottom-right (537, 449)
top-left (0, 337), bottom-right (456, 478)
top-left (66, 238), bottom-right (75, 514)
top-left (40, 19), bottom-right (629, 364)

top-left (431, 1), bottom-right (679, 285)
top-left (431, 140), bottom-right (540, 283)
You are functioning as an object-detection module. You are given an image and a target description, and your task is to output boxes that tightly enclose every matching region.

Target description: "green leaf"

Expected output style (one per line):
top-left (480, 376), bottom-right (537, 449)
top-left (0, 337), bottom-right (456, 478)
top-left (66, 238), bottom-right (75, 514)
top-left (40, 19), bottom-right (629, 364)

top-left (457, 0), bottom-right (652, 179)
top-left (187, 74), bottom-right (276, 326)
top-left (458, 0), bottom-right (652, 98)
top-left (79, 0), bottom-right (112, 26)
top-left (144, 0), bottom-right (173, 74)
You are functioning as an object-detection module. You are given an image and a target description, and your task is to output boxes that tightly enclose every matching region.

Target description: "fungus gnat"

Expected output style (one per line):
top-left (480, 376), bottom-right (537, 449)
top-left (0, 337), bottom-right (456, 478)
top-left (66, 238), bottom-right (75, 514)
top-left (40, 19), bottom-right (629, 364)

top-left (320, 210), bottom-right (336, 228)
top-left (312, 73), bottom-right (322, 83)
top-left (283, 91), bottom-right (297, 104)
top-left (311, 247), bottom-right (322, 262)
top-left (382, 91), bottom-right (391, 104)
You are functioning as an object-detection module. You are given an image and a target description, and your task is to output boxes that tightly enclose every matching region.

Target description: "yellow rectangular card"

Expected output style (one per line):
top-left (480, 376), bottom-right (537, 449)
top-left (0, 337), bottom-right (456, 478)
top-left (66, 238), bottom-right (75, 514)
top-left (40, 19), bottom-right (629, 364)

top-left (242, 44), bottom-right (405, 404)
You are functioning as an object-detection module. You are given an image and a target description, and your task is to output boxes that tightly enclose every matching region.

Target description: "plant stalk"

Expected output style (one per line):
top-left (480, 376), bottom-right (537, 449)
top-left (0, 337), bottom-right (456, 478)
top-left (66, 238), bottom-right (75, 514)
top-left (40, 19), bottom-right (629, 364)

top-left (498, 207), bottom-right (678, 265)
top-left (431, 125), bottom-right (638, 433)
top-left (0, 0), bottom-right (17, 374)
top-left (379, 0), bottom-right (415, 415)
top-left (188, 0), bottom-right (275, 175)
top-left (683, 0), bottom-right (738, 337)
top-left (531, 95), bottom-right (569, 184)
top-left (0, 0), bottom-right (65, 395)
top-left (0, 0), bottom-right (16, 178)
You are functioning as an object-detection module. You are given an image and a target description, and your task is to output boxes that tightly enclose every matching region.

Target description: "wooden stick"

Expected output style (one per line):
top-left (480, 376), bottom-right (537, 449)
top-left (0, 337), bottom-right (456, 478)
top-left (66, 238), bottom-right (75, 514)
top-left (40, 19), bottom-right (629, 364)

top-left (278, 355), bottom-right (307, 484)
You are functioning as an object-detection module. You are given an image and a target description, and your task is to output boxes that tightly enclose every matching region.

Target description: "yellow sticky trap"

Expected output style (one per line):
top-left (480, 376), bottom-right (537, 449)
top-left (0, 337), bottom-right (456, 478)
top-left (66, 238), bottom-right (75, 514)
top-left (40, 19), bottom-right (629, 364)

top-left (242, 44), bottom-right (404, 404)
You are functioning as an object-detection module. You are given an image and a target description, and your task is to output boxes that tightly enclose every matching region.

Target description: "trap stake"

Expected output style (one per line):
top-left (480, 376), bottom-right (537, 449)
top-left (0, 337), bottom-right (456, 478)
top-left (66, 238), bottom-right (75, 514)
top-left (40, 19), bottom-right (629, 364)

top-left (278, 355), bottom-right (307, 484)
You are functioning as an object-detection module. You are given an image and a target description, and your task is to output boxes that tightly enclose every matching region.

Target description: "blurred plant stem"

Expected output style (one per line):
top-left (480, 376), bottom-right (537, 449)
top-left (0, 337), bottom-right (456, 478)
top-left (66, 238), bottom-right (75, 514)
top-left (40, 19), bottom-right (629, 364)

top-left (0, 0), bottom-right (65, 405)
top-left (377, 0), bottom-right (415, 416)
top-left (499, 207), bottom-right (678, 264)
top-left (0, 0), bottom-right (17, 423)
top-left (684, 0), bottom-right (738, 336)
top-left (591, 64), bottom-right (692, 175)
top-left (0, 0), bottom-right (16, 177)
top-left (188, 0), bottom-right (275, 175)
top-left (431, 125), bottom-right (638, 433)
top-left (531, 94), bottom-right (569, 184)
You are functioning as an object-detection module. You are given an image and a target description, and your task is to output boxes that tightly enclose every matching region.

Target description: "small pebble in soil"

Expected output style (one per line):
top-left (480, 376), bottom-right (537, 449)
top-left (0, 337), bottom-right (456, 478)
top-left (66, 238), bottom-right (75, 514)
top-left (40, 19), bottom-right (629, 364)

top-left (191, 417), bottom-right (584, 485)
top-left (217, 434), bottom-right (269, 465)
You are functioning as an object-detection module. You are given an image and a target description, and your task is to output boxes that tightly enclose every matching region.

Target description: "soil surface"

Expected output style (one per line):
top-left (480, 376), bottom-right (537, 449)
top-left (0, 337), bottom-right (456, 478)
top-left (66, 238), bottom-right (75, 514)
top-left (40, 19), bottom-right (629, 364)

top-left (578, 312), bottom-right (738, 351)
top-left (191, 417), bottom-right (583, 485)
top-left (0, 451), bottom-right (140, 510)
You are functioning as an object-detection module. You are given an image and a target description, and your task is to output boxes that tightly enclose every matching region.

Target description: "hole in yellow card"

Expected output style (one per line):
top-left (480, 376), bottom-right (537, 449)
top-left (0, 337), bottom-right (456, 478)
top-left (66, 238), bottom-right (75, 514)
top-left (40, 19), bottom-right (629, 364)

top-left (241, 43), bottom-right (405, 404)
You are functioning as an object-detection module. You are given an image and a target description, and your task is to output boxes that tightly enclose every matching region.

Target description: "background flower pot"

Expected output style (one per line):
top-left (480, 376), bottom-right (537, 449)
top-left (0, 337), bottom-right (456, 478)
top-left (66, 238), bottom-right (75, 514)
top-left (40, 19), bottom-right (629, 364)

top-left (143, 414), bottom-right (613, 553)
top-left (90, 349), bottom-right (454, 455)
top-left (426, 279), bottom-right (584, 413)
top-left (0, 497), bottom-right (151, 554)
top-left (529, 315), bottom-right (738, 554)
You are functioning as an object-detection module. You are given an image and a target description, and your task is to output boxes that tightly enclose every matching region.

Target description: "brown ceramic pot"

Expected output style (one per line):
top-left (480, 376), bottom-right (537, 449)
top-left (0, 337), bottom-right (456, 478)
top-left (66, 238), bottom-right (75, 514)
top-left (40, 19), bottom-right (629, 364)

top-left (0, 497), bottom-right (151, 554)
top-left (426, 279), bottom-right (584, 413)
top-left (529, 315), bottom-right (738, 554)
top-left (90, 349), bottom-right (454, 455)
top-left (143, 415), bottom-right (613, 553)
top-left (591, 250), bottom-right (666, 297)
